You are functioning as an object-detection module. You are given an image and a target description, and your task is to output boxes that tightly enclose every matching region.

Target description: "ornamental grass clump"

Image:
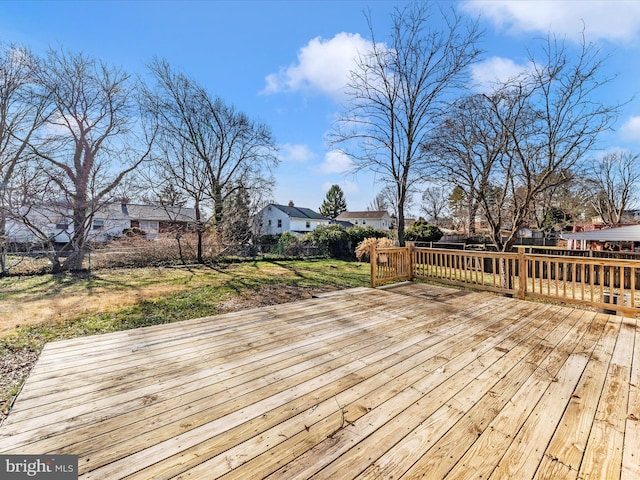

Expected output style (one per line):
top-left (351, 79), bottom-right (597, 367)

top-left (355, 237), bottom-right (395, 262)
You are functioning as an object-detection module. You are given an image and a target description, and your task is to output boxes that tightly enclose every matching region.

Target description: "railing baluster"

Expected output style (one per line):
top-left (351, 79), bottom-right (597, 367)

top-left (631, 265), bottom-right (636, 308)
top-left (589, 263), bottom-right (594, 303)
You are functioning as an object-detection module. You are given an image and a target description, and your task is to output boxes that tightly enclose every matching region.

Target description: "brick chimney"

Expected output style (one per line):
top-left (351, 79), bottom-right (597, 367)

top-left (288, 200), bottom-right (294, 207)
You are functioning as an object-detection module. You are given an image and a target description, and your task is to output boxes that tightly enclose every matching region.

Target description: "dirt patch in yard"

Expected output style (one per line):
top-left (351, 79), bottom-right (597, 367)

top-left (217, 283), bottom-right (339, 312)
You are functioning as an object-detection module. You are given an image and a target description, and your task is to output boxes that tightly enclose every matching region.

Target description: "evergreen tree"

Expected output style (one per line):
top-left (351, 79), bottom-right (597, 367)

top-left (319, 184), bottom-right (347, 219)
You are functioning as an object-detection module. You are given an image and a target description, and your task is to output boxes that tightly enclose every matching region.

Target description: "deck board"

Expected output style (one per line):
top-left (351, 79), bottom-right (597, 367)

top-left (0, 282), bottom-right (638, 479)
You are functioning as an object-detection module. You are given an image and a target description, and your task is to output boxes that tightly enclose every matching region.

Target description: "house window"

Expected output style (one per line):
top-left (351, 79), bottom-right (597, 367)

top-left (355, 220), bottom-right (358, 225)
top-left (268, 219), bottom-right (272, 226)
top-left (277, 219), bottom-right (282, 228)
top-left (306, 221), bottom-right (311, 229)
top-left (93, 219), bottom-right (105, 230)
top-left (55, 223), bottom-right (68, 230)
top-left (362, 220), bottom-right (366, 225)
top-left (140, 221), bottom-right (160, 236)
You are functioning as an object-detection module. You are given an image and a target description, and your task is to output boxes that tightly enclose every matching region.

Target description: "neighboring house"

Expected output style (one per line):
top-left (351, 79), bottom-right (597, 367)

top-left (4, 206), bottom-right (74, 243)
top-left (334, 211), bottom-right (394, 230)
top-left (5, 202), bottom-right (196, 243)
top-left (562, 224), bottom-right (640, 251)
top-left (254, 202), bottom-right (330, 236)
top-left (108, 203), bottom-right (197, 240)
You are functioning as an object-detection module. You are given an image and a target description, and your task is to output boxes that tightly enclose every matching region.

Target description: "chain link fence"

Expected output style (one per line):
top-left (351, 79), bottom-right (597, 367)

top-left (0, 235), bottom-right (326, 275)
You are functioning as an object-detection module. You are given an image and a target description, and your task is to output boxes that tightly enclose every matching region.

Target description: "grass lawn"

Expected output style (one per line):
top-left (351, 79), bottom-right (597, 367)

top-left (0, 259), bottom-right (370, 421)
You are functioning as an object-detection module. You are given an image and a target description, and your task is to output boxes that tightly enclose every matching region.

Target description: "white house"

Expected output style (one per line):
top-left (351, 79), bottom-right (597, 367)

top-left (334, 210), bottom-right (394, 230)
top-left (254, 202), bottom-right (330, 236)
top-left (5, 202), bottom-right (196, 244)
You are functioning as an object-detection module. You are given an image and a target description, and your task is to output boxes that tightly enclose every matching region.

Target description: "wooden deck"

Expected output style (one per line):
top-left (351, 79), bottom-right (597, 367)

top-left (1, 283), bottom-right (638, 479)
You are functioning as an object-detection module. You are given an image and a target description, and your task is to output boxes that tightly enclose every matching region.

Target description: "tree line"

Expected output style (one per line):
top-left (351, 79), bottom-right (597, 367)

top-left (0, 47), bottom-right (277, 273)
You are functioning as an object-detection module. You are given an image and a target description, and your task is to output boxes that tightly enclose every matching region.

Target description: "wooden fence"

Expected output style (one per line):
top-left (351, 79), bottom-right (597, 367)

top-left (371, 246), bottom-right (640, 316)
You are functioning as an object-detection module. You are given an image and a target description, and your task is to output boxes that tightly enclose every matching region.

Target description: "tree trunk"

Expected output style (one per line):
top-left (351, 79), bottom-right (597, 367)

top-left (467, 201), bottom-right (478, 237)
top-left (212, 185), bottom-right (223, 226)
top-left (0, 216), bottom-right (6, 275)
top-left (63, 206), bottom-right (88, 271)
top-left (194, 200), bottom-right (204, 264)
top-left (397, 207), bottom-right (406, 247)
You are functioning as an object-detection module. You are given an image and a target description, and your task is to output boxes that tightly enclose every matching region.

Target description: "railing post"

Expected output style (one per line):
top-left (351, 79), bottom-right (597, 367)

top-left (370, 243), bottom-right (377, 288)
top-left (407, 243), bottom-right (414, 281)
top-left (518, 247), bottom-right (526, 300)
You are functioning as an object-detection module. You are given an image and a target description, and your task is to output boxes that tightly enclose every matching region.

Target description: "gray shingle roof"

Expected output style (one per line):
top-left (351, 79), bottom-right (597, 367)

top-left (336, 210), bottom-right (390, 220)
top-left (103, 203), bottom-right (196, 223)
top-left (272, 204), bottom-right (330, 220)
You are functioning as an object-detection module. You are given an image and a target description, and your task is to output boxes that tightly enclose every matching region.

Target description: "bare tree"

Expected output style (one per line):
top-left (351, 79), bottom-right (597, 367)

top-left (0, 44), bottom-right (50, 273)
top-left (367, 192), bottom-right (389, 212)
top-left (421, 184), bottom-right (450, 226)
top-left (429, 35), bottom-right (619, 253)
top-left (142, 133), bottom-right (211, 261)
top-left (142, 59), bottom-right (278, 262)
top-left (425, 93), bottom-right (508, 236)
top-left (586, 151), bottom-right (640, 225)
top-left (531, 169), bottom-right (584, 236)
top-left (330, 3), bottom-right (481, 245)
top-left (27, 48), bottom-right (152, 271)
top-left (483, 36), bottom-right (619, 252)
top-left (376, 183), bottom-right (414, 221)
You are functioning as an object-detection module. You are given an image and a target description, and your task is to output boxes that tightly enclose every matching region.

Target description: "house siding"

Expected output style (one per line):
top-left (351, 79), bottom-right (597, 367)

top-left (254, 204), bottom-right (330, 236)
top-left (256, 207), bottom-right (290, 235)
top-left (335, 211), bottom-right (393, 230)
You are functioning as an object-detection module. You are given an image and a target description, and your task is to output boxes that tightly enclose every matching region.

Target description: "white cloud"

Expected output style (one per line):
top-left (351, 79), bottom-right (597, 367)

top-left (461, 1), bottom-right (640, 43)
top-left (320, 150), bottom-right (353, 174)
top-left (470, 56), bottom-right (529, 92)
top-left (278, 143), bottom-right (315, 163)
top-left (620, 116), bottom-right (640, 141)
top-left (262, 32), bottom-right (375, 100)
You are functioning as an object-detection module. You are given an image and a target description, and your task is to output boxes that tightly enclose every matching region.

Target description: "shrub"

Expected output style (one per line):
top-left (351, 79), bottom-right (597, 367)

top-left (346, 226), bottom-right (389, 247)
top-left (303, 225), bottom-right (351, 258)
top-left (355, 237), bottom-right (395, 262)
top-left (404, 221), bottom-right (443, 242)
top-left (276, 231), bottom-right (299, 255)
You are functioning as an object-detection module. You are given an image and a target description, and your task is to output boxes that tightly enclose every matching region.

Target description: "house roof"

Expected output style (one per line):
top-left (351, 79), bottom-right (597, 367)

top-left (103, 203), bottom-right (196, 223)
top-left (335, 210), bottom-right (390, 220)
top-left (271, 204), bottom-right (329, 220)
top-left (561, 224), bottom-right (640, 242)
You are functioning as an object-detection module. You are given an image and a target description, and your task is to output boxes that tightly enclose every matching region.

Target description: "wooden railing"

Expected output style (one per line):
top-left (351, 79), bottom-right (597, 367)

top-left (370, 247), bottom-right (412, 287)
top-left (371, 246), bottom-right (640, 316)
top-left (412, 247), bottom-right (519, 296)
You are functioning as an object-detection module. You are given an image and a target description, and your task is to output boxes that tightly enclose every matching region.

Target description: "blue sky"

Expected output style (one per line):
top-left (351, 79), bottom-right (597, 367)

top-left (2, 1), bottom-right (640, 214)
